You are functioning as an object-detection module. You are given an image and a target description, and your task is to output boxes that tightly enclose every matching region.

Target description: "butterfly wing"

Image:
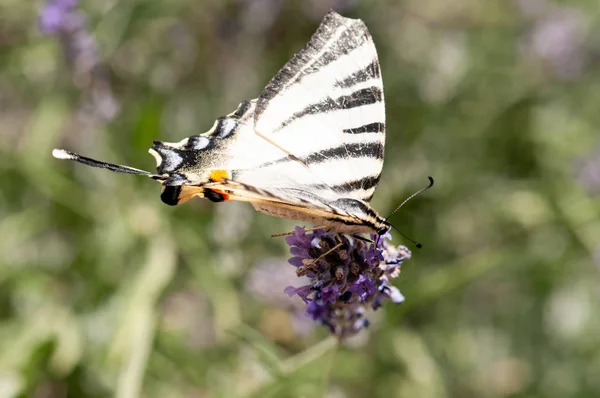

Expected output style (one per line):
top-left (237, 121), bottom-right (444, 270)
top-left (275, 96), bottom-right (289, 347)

top-left (202, 179), bottom-right (385, 234)
top-left (52, 11), bottom-right (388, 234)
top-left (147, 11), bottom-right (388, 232)
top-left (251, 10), bottom-right (386, 203)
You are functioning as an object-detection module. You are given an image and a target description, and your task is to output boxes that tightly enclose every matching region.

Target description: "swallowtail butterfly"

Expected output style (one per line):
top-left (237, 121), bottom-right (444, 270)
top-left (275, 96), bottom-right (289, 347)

top-left (53, 11), bottom-right (394, 235)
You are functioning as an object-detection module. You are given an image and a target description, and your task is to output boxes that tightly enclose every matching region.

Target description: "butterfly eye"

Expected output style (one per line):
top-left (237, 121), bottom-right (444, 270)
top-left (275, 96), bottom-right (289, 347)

top-left (377, 225), bottom-right (390, 235)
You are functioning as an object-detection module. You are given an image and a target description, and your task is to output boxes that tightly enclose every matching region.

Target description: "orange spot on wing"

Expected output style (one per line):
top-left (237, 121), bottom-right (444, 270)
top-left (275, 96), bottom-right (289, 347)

top-left (209, 188), bottom-right (230, 201)
top-left (209, 169), bottom-right (229, 182)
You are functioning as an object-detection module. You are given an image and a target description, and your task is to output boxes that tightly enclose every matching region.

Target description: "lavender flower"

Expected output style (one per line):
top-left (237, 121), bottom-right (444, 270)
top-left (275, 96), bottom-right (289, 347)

top-left (39, 0), bottom-right (119, 121)
top-left (530, 9), bottom-right (588, 80)
top-left (39, 0), bottom-right (80, 35)
top-left (516, 1), bottom-right (590, 81)
top-left (284, 227), bottom-right (410, 338)
top-left (245, 259), bottom-right (315, 335)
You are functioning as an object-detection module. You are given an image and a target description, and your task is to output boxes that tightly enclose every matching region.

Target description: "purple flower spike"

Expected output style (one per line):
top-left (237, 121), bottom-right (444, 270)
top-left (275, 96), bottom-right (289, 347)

top-left (39, 0), bottom-right (80, 35)
top-left (38, 0), bottom-right (119, 121)
top-left (284, 228), bottom-right (411, 338)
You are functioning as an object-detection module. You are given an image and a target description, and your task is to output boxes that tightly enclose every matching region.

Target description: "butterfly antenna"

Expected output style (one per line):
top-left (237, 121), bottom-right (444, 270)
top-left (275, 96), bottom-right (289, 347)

top-left (385, 176), bottom-right (435, 249)
top-left (52, 149), bottom-right (164, 180)
top-left (389, 224), bottom-right (422, 249)
top-left (387, 176), bottom-right (434, 220)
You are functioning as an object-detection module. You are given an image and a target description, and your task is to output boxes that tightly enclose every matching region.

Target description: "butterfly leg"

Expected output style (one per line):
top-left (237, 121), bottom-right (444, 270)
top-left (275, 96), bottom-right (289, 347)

top-left (271, 226), bottom-right (330, 238)
top-left (296, 241), bottom-right (345, 276)
top-left (311, 242), bottom-right (343, 263)
top-left (352, 234), bottom-right (374, 243)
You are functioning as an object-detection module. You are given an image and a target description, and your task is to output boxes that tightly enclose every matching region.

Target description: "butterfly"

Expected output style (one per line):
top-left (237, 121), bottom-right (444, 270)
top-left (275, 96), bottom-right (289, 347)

top-left (53, 11), bottom-right (395, 236)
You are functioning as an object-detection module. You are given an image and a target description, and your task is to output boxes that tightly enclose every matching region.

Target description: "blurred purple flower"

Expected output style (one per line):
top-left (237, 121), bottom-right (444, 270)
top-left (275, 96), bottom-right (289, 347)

top-left (531, 9), bottom-right (587, 80)
top-left (39, 0), bottom-right (80, 35)
top-left (39, 0), bottom-right (119, 121)
top-left (284, 227), bottom-right (410, 338)
top-left (246, 258), bottom-right (315, 336)
top-left (516, 1), bottom-right (589, 81)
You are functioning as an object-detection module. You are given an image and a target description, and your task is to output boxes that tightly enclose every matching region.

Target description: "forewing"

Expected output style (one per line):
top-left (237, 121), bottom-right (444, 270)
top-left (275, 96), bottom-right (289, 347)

top-left (253, 10), bottom-right (386, 203)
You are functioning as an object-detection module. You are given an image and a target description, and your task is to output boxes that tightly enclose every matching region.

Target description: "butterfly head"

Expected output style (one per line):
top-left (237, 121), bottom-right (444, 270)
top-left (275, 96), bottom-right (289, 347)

top-left (376, 223), bottom-right (391, 236)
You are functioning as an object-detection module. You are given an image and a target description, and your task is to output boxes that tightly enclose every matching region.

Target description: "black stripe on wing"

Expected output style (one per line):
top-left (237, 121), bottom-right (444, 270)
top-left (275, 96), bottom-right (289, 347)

top-left (276, 87), bottom-right (383, 130)
top-left (247, 141), bottom-right (384, 169)
top-left (303, 141), bottom-right (384, 164)
top-left (234, 142), bottom-right (384, 202)
top-left (332, 175), bottom-right (380, 193)
top-left (299, 27), bottom-right (369, 73)
top-left (308, 175), bottom-right (381, 201)
top-left (256, 11), bottom-right (370, 119)
top-left (333, 60), bottom-right (381, 89)
top-left (336, 87), bottom-right (382, 109)
top-left (342, 122), bottom-right (384, 134)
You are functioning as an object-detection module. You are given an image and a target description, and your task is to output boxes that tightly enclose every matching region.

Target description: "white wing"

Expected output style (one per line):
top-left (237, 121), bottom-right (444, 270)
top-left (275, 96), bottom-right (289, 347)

top-left (249, 10), bottom-right (386, 203)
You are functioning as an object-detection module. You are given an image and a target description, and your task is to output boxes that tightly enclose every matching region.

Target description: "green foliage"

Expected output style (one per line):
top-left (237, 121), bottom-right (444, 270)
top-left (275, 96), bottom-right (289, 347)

top-left (1, 0), bottom-right (599, 396)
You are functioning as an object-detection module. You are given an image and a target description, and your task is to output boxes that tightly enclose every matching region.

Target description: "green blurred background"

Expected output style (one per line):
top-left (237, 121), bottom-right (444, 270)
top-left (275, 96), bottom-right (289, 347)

top-left (1, 0), bottom-right (599, 397)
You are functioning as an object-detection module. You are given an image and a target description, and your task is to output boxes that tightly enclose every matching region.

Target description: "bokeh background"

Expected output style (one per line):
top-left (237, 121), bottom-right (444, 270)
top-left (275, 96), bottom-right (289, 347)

top-left (1, 0), bottom-right (599, 397)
